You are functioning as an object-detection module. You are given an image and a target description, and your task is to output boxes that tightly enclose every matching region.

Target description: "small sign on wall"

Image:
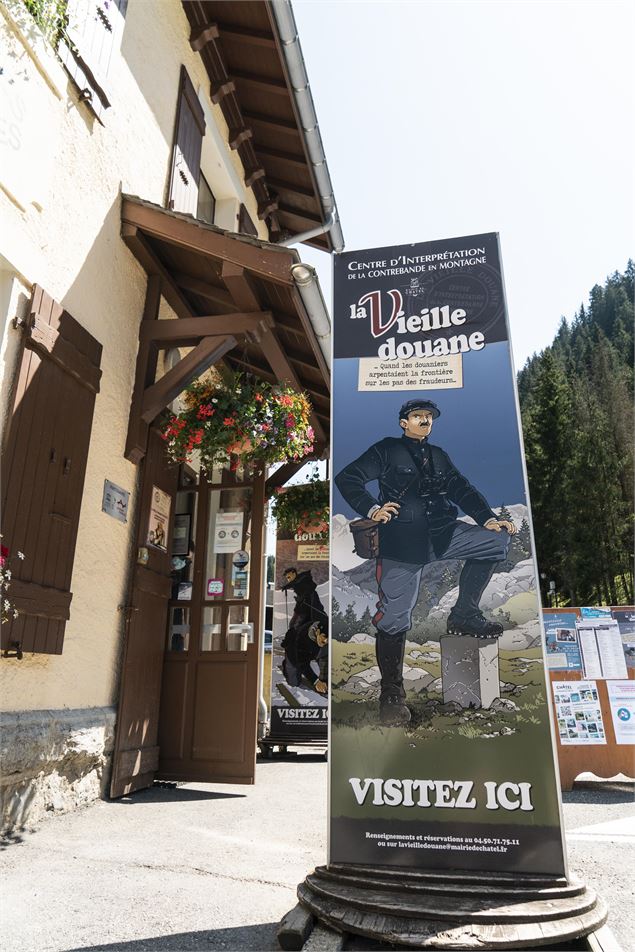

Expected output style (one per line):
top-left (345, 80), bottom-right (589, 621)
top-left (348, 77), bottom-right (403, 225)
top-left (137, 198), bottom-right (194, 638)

top-left (102, 480), bottom-right (130, 523)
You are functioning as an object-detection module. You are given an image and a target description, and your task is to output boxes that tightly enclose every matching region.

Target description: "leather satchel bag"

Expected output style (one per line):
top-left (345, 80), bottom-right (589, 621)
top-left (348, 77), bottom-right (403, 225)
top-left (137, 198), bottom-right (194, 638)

top-left (349, 518), bottom-right (380, 559)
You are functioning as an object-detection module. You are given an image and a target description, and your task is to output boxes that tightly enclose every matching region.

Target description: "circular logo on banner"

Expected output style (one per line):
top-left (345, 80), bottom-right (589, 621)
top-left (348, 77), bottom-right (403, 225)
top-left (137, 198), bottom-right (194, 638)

top-left (232, 549), bottom-right (249, 569)
top-left (617, 707), bottom-right (631, 722)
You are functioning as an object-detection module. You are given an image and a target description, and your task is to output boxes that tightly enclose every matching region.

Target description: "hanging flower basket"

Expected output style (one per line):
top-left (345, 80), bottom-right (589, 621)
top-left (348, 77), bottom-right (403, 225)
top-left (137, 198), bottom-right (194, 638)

top-left (161, 370), bottom-right (315, 472)
top-left (270, 475), bottom-right (329, 535)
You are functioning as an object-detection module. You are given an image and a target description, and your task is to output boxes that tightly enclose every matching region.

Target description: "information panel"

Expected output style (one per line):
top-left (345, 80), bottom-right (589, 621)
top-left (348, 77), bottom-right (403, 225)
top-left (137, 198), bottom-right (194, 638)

top-left (331, 235), bottom-right (565, 875)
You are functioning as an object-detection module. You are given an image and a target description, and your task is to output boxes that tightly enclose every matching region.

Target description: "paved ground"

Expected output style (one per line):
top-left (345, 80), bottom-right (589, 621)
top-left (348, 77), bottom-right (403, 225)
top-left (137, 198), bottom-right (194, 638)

top-left (1, 755), bottom-right (633, 952)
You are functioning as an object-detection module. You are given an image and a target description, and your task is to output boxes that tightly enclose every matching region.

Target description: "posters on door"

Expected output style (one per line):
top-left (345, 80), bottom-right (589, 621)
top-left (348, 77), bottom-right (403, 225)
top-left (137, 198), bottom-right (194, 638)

top-left (331, 234), bottom-right (565, 875)
top-left (147, 486), bottom-right (171, 550)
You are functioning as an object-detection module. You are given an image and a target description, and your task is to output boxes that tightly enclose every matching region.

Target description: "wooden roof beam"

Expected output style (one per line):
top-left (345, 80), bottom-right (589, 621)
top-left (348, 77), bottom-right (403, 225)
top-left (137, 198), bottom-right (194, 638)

top-left (139, 312), bottom-right (274, 346)
top-left (231, 69), bottom-right (289, 97)
top-left (254, 145), bottom-right (307, 168)
top-left (266, 176), bottom-right (314, 198)
top-left (141, 336), bottom-right (237, 425)
top-left (216, 22), bottom-right (277, 49)
top-left (122, 224), bottom-right (192, 321)
top-left (220, 262), bottom-right (326, 445)
top-left (244, 167), bottom-right (266, 188)
top-left (122, 198), bottom-right (295, 285)
top-left (229, 126), bottom-right (253, 150)
top-left (210, 79), bottom-right (236, 104)
top-left (190, 22), bottom-right (219, 52)
top-left (278, 203), bottom-right (323, 225)
top-left (171, 272), bottom-right (237, 311)
top-left (242, 110), bottom-right (299, 135)
top-left (258, 197), bottom-right (279, 221)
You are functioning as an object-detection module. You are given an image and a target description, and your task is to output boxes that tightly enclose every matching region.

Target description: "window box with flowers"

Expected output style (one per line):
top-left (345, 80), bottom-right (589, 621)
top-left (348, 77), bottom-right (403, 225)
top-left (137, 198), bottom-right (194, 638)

top-left (161, 369), bottom-right (316, 473)
top-left (270, 473), bottom-right (329, 535)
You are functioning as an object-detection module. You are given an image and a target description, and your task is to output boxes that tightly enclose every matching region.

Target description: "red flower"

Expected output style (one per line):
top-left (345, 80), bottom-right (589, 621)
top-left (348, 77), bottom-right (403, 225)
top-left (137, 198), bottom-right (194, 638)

top-left (1, 544), bottom-right (8, 567)
top-left (255, 393), bottom-right (264, 402)
top-left (223, 417), bottom-right (235, 427)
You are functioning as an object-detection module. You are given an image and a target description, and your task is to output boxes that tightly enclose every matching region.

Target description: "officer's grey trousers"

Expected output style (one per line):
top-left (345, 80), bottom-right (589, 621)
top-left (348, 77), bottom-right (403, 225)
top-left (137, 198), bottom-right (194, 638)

top-left (373, 523), bottom-right (510, 635)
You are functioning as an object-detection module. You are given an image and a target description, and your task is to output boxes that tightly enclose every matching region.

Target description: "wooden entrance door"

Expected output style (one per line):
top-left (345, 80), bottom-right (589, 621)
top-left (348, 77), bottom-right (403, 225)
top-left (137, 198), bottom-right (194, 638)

top-left (157, 465), bottom-right (265, 784)
top-left (110, 428), bottom-right (179, 797)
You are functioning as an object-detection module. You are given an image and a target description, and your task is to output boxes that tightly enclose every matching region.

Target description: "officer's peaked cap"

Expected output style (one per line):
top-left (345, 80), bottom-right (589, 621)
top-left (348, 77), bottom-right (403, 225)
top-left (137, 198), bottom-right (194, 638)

top-left (398, 399), bottom-right (441, 421)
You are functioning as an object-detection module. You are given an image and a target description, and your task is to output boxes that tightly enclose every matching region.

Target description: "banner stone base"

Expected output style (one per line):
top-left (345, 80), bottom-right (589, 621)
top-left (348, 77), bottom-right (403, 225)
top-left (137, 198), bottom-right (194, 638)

top-left (284, 864), bottom-right (608, 950)
top-left (441, 634), bottom-right (500, 709)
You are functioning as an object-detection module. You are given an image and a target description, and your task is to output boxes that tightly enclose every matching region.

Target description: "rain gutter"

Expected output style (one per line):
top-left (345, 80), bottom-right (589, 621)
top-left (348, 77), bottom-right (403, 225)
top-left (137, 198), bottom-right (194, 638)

top-left (269, 0), bottom-right (345, 253)
top-left (291, 262), bottom-right (331, 371)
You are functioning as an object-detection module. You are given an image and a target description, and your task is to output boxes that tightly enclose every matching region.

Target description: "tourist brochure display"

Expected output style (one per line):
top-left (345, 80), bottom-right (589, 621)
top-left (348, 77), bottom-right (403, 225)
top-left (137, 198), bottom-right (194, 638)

top-left (329, 234), bottom-right (565, 876)
top-left (267, 525), bottom-right (329, 746)
top-left (544, 609), bottom-right (582, 670)
top-left (606, 681), bottom-right (635, 744)
top-left (612, 608), bottom-right (635, 668)
top-left (577, 617), bottom-right (628, 680)
top-left (552, 680), bottom-right (606, 746)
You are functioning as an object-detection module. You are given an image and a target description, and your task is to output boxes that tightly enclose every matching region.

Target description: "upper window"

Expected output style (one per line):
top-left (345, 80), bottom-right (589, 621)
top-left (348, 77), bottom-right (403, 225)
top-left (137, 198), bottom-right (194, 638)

top-left (24, 0), bottom-right (128, 122)
top-left (197, 174), bottom-right (216, 226)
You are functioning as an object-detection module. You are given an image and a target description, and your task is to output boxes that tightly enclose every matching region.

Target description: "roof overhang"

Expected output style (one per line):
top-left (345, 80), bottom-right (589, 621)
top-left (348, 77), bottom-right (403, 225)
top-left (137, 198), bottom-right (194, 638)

top-left (182, 0), bottom-right (343, 252)
top-left (121, 195), bottom-right (330, 464)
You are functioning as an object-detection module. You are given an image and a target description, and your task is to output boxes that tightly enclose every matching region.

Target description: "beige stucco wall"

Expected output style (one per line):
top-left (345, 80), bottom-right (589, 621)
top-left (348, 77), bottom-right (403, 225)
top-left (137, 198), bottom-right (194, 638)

top-left (0, 0), bottom-right (267, 713)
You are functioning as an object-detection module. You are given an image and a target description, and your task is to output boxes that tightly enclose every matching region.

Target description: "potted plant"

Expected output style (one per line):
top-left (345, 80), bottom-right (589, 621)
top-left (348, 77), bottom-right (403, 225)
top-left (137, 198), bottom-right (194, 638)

top-left (161, 369), bottom-right (315, 472)
top-left (270, 472), bottom-right (329, 535)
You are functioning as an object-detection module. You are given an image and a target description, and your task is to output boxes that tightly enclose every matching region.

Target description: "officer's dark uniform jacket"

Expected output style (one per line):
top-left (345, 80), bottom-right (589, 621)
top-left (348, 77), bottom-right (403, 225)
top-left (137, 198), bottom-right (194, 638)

top-left (335, 435), bottom-right (496, 564)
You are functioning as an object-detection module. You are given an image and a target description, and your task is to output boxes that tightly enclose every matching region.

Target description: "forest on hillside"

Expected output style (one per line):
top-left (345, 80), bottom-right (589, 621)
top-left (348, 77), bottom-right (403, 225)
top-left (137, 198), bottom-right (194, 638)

top-left (518, 262), bottom-right (634, 607)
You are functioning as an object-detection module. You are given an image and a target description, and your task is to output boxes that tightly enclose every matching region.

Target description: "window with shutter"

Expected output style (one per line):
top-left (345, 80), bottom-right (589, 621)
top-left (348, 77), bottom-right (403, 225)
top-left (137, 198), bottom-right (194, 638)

top-left (1, 286), bottom-right (102, 657)
top-left (168, 67), bottom-right (206, 216)
top-left (57, 0), bottom-right (128, 122)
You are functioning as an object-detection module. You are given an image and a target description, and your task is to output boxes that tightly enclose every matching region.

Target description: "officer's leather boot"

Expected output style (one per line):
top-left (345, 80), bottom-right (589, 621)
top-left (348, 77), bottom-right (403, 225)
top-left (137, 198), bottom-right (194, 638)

top-left (447, 559), bottom-right (503, 639)
top-left (376, 630), bottom-right (411, 726)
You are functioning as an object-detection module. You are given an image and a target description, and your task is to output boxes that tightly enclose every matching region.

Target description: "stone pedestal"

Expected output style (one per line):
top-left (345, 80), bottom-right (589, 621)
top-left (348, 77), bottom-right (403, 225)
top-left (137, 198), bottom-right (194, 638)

top-left (286, 864), bottom-right (608, 949)
top-left (441, 635), bottom-right (499, 709)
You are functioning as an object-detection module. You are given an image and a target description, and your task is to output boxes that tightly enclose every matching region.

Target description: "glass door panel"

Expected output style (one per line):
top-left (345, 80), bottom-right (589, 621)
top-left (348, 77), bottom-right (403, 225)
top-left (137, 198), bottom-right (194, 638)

top-left (205, 486), bottom-right (253, 601)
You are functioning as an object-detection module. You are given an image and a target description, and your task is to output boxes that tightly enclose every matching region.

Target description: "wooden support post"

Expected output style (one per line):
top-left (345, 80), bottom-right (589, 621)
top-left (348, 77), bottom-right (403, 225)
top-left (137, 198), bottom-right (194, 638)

top-left (125, 275), bottom-right (162, 464)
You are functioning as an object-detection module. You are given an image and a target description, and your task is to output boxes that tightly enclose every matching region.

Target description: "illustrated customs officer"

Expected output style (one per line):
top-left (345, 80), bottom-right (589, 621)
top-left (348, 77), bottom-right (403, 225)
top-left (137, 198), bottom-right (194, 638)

top-left (335, 398), bottom-right (517, 726)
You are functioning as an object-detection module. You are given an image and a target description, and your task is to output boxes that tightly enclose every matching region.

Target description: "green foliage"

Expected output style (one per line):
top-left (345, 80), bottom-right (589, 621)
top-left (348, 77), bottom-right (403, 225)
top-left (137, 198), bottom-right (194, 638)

top-left (518, 263), bottom-right (634, 606)
top-left (161, 368), bottom-right (315, 472)
top-left (270, 470), bottom-right (329, 532)
top-left (23, 0), bottom-right (68, 45)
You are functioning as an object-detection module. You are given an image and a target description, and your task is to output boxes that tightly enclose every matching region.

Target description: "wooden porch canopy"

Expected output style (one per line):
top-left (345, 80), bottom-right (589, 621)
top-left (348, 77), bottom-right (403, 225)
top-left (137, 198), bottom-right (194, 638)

top-left (122, 195), bottom-right (330, 474)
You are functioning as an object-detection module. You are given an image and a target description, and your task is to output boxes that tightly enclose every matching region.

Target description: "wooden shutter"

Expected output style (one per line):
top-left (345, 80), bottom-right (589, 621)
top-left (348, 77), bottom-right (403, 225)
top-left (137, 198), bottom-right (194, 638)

top-left (238, 204), bottom-right (258, 237)
top-left (168, 67), bottom-right (206, 216)
top-left (58, 0), bottom-right (128, 121)
top-left (1, 286), bottom-right (102, 656)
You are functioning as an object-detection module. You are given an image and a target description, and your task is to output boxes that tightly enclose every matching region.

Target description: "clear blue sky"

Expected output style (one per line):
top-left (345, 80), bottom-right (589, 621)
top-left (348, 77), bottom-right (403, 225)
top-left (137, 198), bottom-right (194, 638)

top-left (289, 0), bottom-right (634, 368)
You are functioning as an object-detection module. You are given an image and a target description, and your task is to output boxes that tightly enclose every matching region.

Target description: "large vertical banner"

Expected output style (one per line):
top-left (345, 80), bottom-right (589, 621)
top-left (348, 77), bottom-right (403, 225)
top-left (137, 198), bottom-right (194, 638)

top-left (331, 234), bottom-right (566, 875)
top-left (269, 528), bottom-right (329, 741)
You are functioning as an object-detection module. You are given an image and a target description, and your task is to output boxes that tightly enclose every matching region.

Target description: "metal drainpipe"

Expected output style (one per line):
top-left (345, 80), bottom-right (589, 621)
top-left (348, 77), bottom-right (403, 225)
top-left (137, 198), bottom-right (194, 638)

top-left (269, 0), bottom-right (344, 252)
top-left (279, 211), bottom-right (336, 249)
top-left (291, 262), bottom-right (331, 369)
